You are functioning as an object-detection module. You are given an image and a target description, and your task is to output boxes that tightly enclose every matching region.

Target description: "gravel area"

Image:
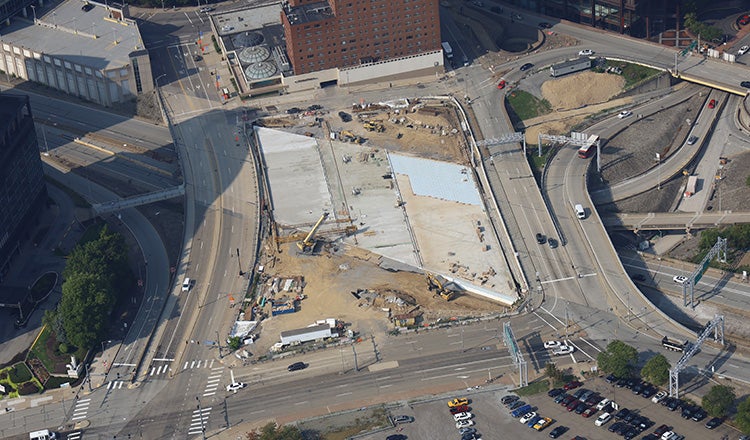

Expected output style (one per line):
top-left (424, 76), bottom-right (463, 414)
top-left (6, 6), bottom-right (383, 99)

top-left (541, 71), bottom-right (625, 111)
top-left (593, 91), bottom-right (706, 191)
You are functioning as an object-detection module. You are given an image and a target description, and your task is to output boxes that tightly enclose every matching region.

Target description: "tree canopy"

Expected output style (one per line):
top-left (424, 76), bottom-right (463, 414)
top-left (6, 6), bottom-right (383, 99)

top-left (736, 397), bottom-right (750, 434)
top-left (683, 12), bottom-right (723, 43)
top-left (597, 340), bottom-right (638, 378)
top-left (53, 225), bottom-right (130, 349)
top-left (702, 385), bottom-right (735, 417)
top-left (640, 354), bottom-right (671, 386)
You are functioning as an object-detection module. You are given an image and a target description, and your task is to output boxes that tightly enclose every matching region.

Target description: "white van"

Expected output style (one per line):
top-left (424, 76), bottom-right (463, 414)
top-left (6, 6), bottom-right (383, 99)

top-left (29, 430), bottom-right (56, 440)
top-left (595, 412), bottom-right (612, 427)
top-left (182, 277), bottom-right (192, 292)
top-left (596, 398), bottom-right (611, 411)
top-left (574, 204), bottom-right (586, 219)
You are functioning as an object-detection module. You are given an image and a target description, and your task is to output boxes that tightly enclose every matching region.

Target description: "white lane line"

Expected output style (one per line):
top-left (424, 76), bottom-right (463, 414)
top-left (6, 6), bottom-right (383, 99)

top-left (295, 401), bottom-right (309, 405)
top-left (533, 311), bottom-right (558, 331)
top-left (539, 307), bottom-right (566, 326)
top-left (336, 392), bottom-right (352, 397)
top-left (540, 276), bottom-right (576, 284)
top-left (578, 337), bottom-right (602, 353)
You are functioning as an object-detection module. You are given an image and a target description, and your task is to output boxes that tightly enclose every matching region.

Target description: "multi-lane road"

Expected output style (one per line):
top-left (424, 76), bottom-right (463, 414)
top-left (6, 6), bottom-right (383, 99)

top-left (5, 4), bottom-right (750, 439)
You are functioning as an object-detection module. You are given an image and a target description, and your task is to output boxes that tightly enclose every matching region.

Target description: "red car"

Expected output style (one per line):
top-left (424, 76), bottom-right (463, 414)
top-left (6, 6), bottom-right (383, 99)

top-left (450, 405), bottom-right (470, 414)
top-left (708, 99), bottom-right (716, 109)
top-left (582, 407), bottom-right (597, 418)
top-left (566, 400), bottom-right (579, 411)
top-left (564, 381), bottom-right (583, 390)
top-left (497, 80), bottom-right (506, 89)
top-left (739, 14), bottom-right (750, 26)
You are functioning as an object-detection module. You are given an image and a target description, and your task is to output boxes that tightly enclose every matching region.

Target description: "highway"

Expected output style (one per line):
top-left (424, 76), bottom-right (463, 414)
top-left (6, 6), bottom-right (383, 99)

top-left (5, 6), bottom-right (750, 439)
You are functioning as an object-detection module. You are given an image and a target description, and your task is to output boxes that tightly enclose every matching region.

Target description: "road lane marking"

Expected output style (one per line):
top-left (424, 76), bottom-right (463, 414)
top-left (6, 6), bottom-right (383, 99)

top-left (533, 311), bottom-right (558, 330)
top-left (336, 392), bottom-right (353, 397)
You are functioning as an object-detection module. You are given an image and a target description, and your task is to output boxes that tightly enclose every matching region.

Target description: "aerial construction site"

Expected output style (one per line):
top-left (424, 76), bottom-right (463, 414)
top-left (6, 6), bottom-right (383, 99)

top-left (248, 98), bottom-right (518, 354)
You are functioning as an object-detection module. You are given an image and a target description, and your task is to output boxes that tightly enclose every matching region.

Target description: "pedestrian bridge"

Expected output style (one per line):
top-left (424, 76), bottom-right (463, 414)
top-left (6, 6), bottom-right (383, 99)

top-left (602, 211), bottom-right (750, 232)
top-left (92, 185), bottom-right (185, 215)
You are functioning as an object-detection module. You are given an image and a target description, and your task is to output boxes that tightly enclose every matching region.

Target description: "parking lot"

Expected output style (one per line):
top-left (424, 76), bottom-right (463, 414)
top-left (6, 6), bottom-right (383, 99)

top-left (359, 376), bottom-right (740, 440)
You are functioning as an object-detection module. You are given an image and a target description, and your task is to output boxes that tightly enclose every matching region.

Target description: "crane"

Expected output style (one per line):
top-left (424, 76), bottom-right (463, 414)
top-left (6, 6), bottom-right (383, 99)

top-left (297, 212), bottom-right (329, 252)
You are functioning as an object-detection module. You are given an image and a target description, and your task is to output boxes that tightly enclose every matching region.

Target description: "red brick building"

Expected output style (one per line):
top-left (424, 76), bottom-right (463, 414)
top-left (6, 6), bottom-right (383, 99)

top-left (281, 0), bottom-right (441, 75)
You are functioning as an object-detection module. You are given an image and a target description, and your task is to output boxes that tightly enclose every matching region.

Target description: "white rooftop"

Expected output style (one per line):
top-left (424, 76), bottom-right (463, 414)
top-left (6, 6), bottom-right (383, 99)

top-left (0, 0), bottom-right (142, 70)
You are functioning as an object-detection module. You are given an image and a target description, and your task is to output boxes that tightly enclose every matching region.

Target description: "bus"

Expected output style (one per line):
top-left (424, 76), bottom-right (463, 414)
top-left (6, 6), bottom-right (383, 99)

top-left (577, 135), bottom-right (599, 159)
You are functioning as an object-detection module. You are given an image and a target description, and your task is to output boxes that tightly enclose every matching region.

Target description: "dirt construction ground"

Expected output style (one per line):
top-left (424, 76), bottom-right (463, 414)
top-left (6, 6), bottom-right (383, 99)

top-left (253, 244), bottom-right (508, 356)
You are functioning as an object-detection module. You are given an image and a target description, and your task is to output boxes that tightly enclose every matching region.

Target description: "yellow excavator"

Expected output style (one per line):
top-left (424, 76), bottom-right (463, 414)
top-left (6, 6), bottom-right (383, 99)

top-left (426, 272), bottom-right (457, 301)
top-left (297, 212), bottom-right (329, 252)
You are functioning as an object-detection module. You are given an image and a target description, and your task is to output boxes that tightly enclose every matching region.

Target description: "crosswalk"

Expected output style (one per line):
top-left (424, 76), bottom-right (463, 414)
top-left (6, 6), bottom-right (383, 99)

top-left (106, 380), bottom-right (126, 390)
top-left (148, 359), bottom-right (218, 378)
top-left (188, 406), bottom-right (211, 437)
top-left (67, 431), bottom-right (82, 439)
top-left (203, 366), bottom-right (224, 397)
top-left (71, 397), bottom-right (90, 422)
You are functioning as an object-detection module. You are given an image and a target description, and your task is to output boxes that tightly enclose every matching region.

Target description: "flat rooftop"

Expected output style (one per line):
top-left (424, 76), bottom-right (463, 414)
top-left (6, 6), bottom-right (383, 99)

top-left (256, 127), bottom-right (517, 305)
top-left (0, 0), bottom-right (141, 71)
top-left (283, 1), bottom-right (334, 26)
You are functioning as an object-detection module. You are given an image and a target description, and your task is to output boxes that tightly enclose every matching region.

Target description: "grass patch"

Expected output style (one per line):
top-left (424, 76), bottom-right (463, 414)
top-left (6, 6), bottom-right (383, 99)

top-left (45, 176), bottom-right (91, 208)
top-left (29, 327), bottom-right (54, 372)
top-left (320, 407), bottom-right (389, 440)
top-left (506, 90), bottom-right (552, 120)
top-left (46, 375), bottom-right (79, 389)
top-left (9, 362), bottom-right (32, 382)
top-left (512, 379), bottom-right (550, 396)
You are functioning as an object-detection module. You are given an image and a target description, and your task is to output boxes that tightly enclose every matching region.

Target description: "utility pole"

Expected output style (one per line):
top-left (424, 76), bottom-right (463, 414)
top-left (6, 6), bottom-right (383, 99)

top-left (352, 344), bottom-right (359, 371)
top-left (216, 330), bottom-right (222, 358)
top-left (564, 303), bottom-right (569, 340)
top-left (236, 248), bottom-right (242, 276)
top-left (656, 153), bottom-right (661, 190)
top-left (196, 396), bottom-right (207, 440)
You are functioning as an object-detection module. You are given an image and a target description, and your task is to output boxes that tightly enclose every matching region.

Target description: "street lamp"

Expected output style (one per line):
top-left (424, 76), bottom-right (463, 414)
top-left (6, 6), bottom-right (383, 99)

top-left (30, 5), bottom-right (36, 23)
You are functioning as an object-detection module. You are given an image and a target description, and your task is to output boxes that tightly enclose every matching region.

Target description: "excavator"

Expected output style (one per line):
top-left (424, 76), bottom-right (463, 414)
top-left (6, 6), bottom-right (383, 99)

top-left (297, 212), bottom-right (329, 253)
top-left (426, 272), bottom-right (458, 301)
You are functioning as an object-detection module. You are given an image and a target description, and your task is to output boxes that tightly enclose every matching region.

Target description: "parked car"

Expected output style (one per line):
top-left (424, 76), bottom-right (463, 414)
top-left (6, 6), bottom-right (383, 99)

top-left (286, 107), bottom-right (303, 114)
top-left (654, 424), bottom-right (671, 436)
top-left (574, 402), bottom-right (589, 414)
top-left (501, 395), bottom-right (519, 405)
top-left (538, 22), bottom-right (552, 29)
top-left (287, 362), bottom-right (307, 371)
top-left (456, 419), bottom-right (474, 429)
top-left (578, 390), bottom-right (594, 402)
top-left (307, 104), bottom-right (323, 111)
top-left (508, 400), bottom-right (525, 410)
top-left (582, 407), bottom-right (597, 418)
top-left (338, 111), bottom-right (352, 122)
top-left (459, 427), bottom-right (476, 435)
top-left (386, 435), bottom-right (406, 440)
top-left (533, 417), bottom-right (552, 430)
top-left (614, 408), bottom-right (630, 420)
top-left (608, 421), bottom-right (625, 433)
top-left (520, 412), bottom-right (538, 424)
top-left (527, 415), bottom-right (543, 428)
top-left (566, 400), bottom-right (579, 411)
top-left (393, 415), bottom-right (413, 424)
top-left (553, 345), bottom-right (574, 355)
top-left (652, 391), bottom-right (667, 403)
top-left (548, 388), bottom-right (564, 398)
top-left (199, 6), bottom-right (214, 12)
top-left (450, 405), bottom-right (470, 414)
top-left (448, 398), bottom-right (470, 408)
top-left (560, 395), bottom-right (576, 406)
top-left (454, 412), bottom-right (473, 422)
top-left (691, 408), bottom-right (707, 421)
top-left (564, 381), bottom-right (583, 390)
top-left (641, 386), bottom-right (657, 398)
top-left (605, 374), bottom-right (618, 383)
top-left (520, 63), bottom-right (534, 71)
top-left (740, 14), bottom-right (750, 26)
top-left (705, 417), bottom-right (723, 429)
top-left (554, 393), bottom-right (569, 404)
top-left (578, 49), bottom-right (594, 56)
top-left (548, 425), bottom-right (568, 438)
top-left (667, 398), bottom-right (681, 411)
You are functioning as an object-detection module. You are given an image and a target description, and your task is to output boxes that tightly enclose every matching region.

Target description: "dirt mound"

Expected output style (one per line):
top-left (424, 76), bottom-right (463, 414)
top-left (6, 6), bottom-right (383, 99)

top-left (541, 71), bottom-right (625, 111)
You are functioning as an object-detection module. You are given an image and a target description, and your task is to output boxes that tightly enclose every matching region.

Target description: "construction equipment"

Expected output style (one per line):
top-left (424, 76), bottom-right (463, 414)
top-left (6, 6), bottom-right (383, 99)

top-left (363, 121), bottom-right (385, 132)
top-left (426, 272), bottom-right (458, 301)
top-left (297, 212), bottom-right (329, 252)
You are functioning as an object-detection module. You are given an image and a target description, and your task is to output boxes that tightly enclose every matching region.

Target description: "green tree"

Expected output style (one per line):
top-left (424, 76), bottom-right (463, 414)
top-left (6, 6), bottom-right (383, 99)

top-left (683, 12), bottom-right (722, 43)
top-left (545, 362), bottom-right (565, 387)
top-left (597, 340), bottom-right (638, 378)
top-left (59, 272), bottom-right (114, 348)
top-left (702, 385), bottom-right (735, 417)
top-left (640, 354), bottom-right (671, 386)
top-left (227, 336), bottom-right (242, 351)
top-left (736, 398), bottom-right (750, 434)
top-left (246, 423), bottom-right (303, 440)
top-left (42, 309), bottom-right (68, 344)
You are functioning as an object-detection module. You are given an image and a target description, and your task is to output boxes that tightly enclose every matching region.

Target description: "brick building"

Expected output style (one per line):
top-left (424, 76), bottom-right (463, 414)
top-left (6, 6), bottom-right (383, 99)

top-left (281, 0), bottom-right (441, 75)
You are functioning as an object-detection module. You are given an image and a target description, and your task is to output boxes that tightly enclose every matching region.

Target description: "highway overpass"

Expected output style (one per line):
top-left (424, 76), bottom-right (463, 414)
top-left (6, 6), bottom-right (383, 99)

top-left (602, 211), bottom-right (750, 231)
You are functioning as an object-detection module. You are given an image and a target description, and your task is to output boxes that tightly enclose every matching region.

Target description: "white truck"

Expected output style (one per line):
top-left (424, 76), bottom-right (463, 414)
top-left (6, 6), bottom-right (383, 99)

top-left (441, 41), bottom-right (453, 59)
top-left (29, 430), bottom-right (56, 440)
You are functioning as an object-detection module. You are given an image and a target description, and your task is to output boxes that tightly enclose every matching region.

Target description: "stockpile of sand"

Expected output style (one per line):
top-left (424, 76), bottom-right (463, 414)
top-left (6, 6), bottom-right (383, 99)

top-left (541, 71), bottom-right (626, 110)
